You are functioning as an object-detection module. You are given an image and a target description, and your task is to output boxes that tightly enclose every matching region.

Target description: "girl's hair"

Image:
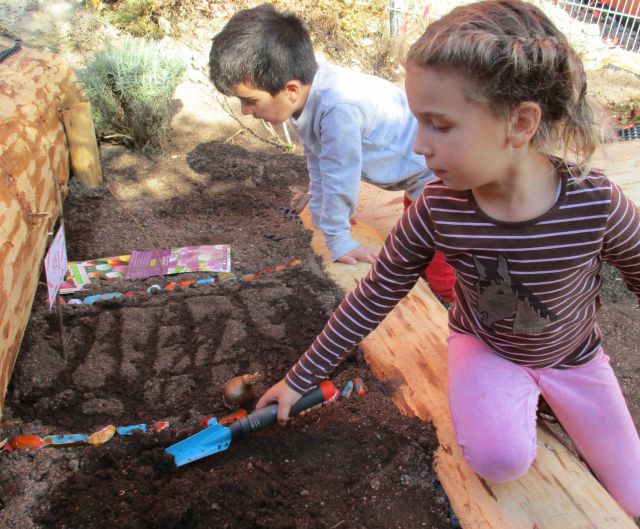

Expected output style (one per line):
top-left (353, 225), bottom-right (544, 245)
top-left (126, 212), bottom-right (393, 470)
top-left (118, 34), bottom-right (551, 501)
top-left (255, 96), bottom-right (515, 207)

top-left (407, 0), bottom-right (603, 169)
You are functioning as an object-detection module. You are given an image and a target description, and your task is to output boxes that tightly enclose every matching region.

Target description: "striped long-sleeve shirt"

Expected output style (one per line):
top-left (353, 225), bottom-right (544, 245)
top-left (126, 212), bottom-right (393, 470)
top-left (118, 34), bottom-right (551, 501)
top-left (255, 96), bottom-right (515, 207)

top-left (286, 165), bottom-right (640, 393)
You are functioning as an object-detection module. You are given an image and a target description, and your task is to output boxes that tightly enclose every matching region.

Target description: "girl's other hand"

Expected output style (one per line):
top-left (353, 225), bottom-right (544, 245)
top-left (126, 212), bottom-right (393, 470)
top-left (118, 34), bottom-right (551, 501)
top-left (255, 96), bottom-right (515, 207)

top-left (255, 378), bottom-right (302, 425)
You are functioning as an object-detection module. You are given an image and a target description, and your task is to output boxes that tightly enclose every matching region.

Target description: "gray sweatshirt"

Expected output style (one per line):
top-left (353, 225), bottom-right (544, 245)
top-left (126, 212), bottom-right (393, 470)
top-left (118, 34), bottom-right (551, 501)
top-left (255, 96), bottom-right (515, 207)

top-left (290, 61), bottom-right (433, 261)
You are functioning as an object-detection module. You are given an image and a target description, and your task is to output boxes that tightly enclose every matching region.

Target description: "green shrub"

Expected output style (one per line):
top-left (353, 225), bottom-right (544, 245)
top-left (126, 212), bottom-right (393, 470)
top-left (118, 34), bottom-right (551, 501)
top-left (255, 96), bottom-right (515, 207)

top-left (77, 36), bottom-right (186, 150)
top-left (109, 0), bottom-right (164, 39)
top-left (273, 0), bottom-right (408, 81)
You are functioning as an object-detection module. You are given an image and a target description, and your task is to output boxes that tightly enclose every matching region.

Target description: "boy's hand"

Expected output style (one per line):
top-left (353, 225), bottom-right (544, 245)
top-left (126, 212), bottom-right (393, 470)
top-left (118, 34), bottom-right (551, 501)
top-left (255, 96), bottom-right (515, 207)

top-left (336, 245), bottom-right (378, 265)
top-left (256, 379), bottom-right (303, 425)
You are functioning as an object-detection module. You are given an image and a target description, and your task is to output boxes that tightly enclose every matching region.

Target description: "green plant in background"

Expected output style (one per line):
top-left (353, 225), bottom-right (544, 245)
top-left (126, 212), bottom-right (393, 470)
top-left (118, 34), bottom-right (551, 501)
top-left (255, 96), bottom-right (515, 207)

top-left (277, 0), bottom-right (388, 47)
top-left (83, 0), bottom-right (214, 39)
top-left (336, 0), bottom-right (388, 42)
top-left (613, 100), bottom-right (639, 127)
top-left (109, 0), bottom-right (164, 38)
top-left (273, 0), bottom-right (407, 80)
top-left (77, 36), bottom-right (186, 150)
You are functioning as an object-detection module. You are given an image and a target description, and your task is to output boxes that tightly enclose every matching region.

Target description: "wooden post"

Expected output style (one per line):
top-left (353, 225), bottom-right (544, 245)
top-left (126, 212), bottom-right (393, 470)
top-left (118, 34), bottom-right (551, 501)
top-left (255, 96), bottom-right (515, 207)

top-left (62, 101), bottom-right (103, 188)
top-left (388, 0), bottom-right (404, 36)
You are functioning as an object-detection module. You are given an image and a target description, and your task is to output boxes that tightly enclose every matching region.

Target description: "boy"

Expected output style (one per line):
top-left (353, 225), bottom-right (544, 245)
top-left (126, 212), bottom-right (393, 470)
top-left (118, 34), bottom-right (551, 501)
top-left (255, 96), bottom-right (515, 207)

top-left (209, 3), bottom-right (455, 301)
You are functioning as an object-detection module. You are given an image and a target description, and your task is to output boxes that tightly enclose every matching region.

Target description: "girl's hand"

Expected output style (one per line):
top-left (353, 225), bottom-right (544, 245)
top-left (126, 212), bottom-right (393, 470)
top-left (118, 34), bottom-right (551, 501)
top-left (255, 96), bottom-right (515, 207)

top-left (336, 244), bottom-right (378, 265)
top-left (255, 378), bottom-right (303, 425)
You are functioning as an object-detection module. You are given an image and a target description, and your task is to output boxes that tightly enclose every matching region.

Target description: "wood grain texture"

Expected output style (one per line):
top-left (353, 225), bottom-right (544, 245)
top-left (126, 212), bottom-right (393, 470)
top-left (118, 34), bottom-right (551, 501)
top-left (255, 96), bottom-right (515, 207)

top-left (0, 47), bottom-right (80, 421)
top-left (299, 180), bottom-right (637, 528)
top-left (62, 102), bottom-right (102, 188)
top-left (594, 140), bottom-right (640, 207)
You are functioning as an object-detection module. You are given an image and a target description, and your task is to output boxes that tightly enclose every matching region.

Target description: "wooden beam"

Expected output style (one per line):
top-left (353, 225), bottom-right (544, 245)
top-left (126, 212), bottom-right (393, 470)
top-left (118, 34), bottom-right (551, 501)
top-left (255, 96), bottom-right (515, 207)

top-left (62, 101), bottom-right (103, 188)
top-left (298, 181), bottom-right (637, 527)
top-left (593, 140), bottom-right (640, 207)
top-left (0, 47), bottom-right (79, 422)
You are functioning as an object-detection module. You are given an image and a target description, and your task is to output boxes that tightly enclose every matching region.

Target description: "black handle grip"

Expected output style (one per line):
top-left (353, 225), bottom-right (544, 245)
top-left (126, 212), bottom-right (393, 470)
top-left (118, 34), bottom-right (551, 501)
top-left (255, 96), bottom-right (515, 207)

top-left (228, 384), bottom-right (330, 438)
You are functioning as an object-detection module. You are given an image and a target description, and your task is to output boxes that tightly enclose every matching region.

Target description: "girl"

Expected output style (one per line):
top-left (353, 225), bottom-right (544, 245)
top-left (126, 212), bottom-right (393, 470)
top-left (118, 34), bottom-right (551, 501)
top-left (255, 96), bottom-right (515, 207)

top-left (256, 0), bottom-right (640, 516)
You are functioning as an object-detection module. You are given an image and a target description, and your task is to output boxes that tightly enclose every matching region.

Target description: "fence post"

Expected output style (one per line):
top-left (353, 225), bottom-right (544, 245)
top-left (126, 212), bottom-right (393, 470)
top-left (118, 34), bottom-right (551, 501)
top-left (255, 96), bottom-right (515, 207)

top-left (389, 0), bottom-right (404, 36)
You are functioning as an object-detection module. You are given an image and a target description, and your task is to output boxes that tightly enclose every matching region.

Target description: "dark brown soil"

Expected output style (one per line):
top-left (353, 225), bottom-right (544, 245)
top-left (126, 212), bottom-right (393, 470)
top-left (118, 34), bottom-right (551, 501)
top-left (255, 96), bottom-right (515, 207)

top-left (0, 133), bottom-right (456, 529)
top-left (0, 15), bottom-right (638, 522)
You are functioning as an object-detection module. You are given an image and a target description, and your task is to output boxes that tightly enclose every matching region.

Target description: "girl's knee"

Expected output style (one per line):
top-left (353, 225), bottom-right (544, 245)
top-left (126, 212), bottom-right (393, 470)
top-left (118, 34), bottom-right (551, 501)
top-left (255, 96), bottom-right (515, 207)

top-left (462, 443), bottom-right (534, 483)
top-left (626, 506), bottom-right (640, 519)
top-left (592, 451), bottom-right (640, 517)
top-left (614, 491), bottom-right (640, 518)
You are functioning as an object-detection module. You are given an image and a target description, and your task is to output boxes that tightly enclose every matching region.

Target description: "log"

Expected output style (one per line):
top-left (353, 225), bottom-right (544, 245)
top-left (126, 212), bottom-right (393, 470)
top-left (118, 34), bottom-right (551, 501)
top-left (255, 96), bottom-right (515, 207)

top-left (299, 181), bottom-right (637, 528)
top-left (593, 140), bottom-right (640, 207)
top-left (0, 47), bottom-right (81, 422)
top-left (62, 101), bottom-right (103, 188)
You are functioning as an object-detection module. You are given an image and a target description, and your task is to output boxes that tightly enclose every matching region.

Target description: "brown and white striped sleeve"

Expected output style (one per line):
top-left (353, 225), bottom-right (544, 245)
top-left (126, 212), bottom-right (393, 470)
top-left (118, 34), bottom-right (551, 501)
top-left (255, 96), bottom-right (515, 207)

top-left (285, 197), bottom-right (436, 393)
top-left (602, 180), bottom-right (640, 300)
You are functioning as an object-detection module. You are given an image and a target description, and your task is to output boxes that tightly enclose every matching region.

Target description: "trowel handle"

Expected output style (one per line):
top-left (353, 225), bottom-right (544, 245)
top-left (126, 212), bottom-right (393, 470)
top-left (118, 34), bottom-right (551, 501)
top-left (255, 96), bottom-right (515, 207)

top-left (228, 381), bottom-right (337, 437)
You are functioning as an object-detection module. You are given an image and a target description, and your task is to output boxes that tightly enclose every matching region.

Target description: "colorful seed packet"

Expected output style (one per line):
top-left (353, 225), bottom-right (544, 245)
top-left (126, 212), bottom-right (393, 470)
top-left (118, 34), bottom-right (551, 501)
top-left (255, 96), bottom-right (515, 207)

top-left (60, 255), bottom-right (131, 294)
top-left (59, 245), bottom-right (231, 293)
top-left (126, 245), bottom-right (231, 280)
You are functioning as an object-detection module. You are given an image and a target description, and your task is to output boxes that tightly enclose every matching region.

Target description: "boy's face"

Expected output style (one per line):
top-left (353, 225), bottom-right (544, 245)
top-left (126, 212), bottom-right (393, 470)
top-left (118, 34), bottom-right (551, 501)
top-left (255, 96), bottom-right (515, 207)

top-left (231, 82), bottom-right (301, 125)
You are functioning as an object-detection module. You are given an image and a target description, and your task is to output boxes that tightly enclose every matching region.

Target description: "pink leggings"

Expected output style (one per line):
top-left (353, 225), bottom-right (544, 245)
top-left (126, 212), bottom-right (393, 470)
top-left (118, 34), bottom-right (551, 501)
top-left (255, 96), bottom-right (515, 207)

top-left (448, 331), bottom-right (640, 517)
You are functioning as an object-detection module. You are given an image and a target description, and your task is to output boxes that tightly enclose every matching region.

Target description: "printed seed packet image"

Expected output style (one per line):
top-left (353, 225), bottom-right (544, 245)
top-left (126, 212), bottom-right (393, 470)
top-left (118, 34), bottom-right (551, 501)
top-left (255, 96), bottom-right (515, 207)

top-left (60, 255), bottom-right (131, 294)
top-left (126, 245), bottom-right (231, 280)
top-left (59, 245), bottom-right (231, 294)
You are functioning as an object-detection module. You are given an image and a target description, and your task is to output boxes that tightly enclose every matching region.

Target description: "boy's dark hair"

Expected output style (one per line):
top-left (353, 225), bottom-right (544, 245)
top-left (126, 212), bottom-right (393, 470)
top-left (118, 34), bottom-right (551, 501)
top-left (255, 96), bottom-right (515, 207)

top-left (209, 3), bottom-right (317, 96)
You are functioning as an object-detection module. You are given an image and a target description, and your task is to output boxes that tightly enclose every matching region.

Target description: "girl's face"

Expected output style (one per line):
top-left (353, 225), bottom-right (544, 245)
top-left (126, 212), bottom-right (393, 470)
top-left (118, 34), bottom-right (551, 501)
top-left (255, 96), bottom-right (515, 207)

top-left (405, 64), bottom-right (513, 192)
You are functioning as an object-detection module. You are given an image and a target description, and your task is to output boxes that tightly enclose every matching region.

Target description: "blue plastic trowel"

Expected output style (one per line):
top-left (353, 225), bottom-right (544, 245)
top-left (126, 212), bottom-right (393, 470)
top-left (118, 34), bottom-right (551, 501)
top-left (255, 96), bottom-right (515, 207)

top-left (165, 381), bottom-right (337, 466)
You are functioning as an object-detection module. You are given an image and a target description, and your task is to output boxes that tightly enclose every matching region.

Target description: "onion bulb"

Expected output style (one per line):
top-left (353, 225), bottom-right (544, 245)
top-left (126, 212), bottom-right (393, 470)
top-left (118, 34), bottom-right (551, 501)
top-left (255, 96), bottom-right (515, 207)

top-left (223, 372), bottom-right (262, 408)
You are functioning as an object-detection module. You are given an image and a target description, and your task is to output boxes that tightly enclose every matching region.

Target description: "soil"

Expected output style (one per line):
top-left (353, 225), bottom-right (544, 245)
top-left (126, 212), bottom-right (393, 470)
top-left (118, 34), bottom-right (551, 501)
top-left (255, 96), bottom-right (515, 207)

top-left (1, 99), bottom-right (638, 529)
top-left (0, 94), bottom-right (458, 528)
top-left (1, 2), bottom-right (639, 528)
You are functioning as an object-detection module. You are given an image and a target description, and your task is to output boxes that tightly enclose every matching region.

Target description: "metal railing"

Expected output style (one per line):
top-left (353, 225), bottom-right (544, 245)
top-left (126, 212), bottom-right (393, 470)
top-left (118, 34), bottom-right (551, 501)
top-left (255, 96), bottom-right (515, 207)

top-left (552, 1), bottom-right (640, 52)
top-left (386, 1), bottom-right (639, 53)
